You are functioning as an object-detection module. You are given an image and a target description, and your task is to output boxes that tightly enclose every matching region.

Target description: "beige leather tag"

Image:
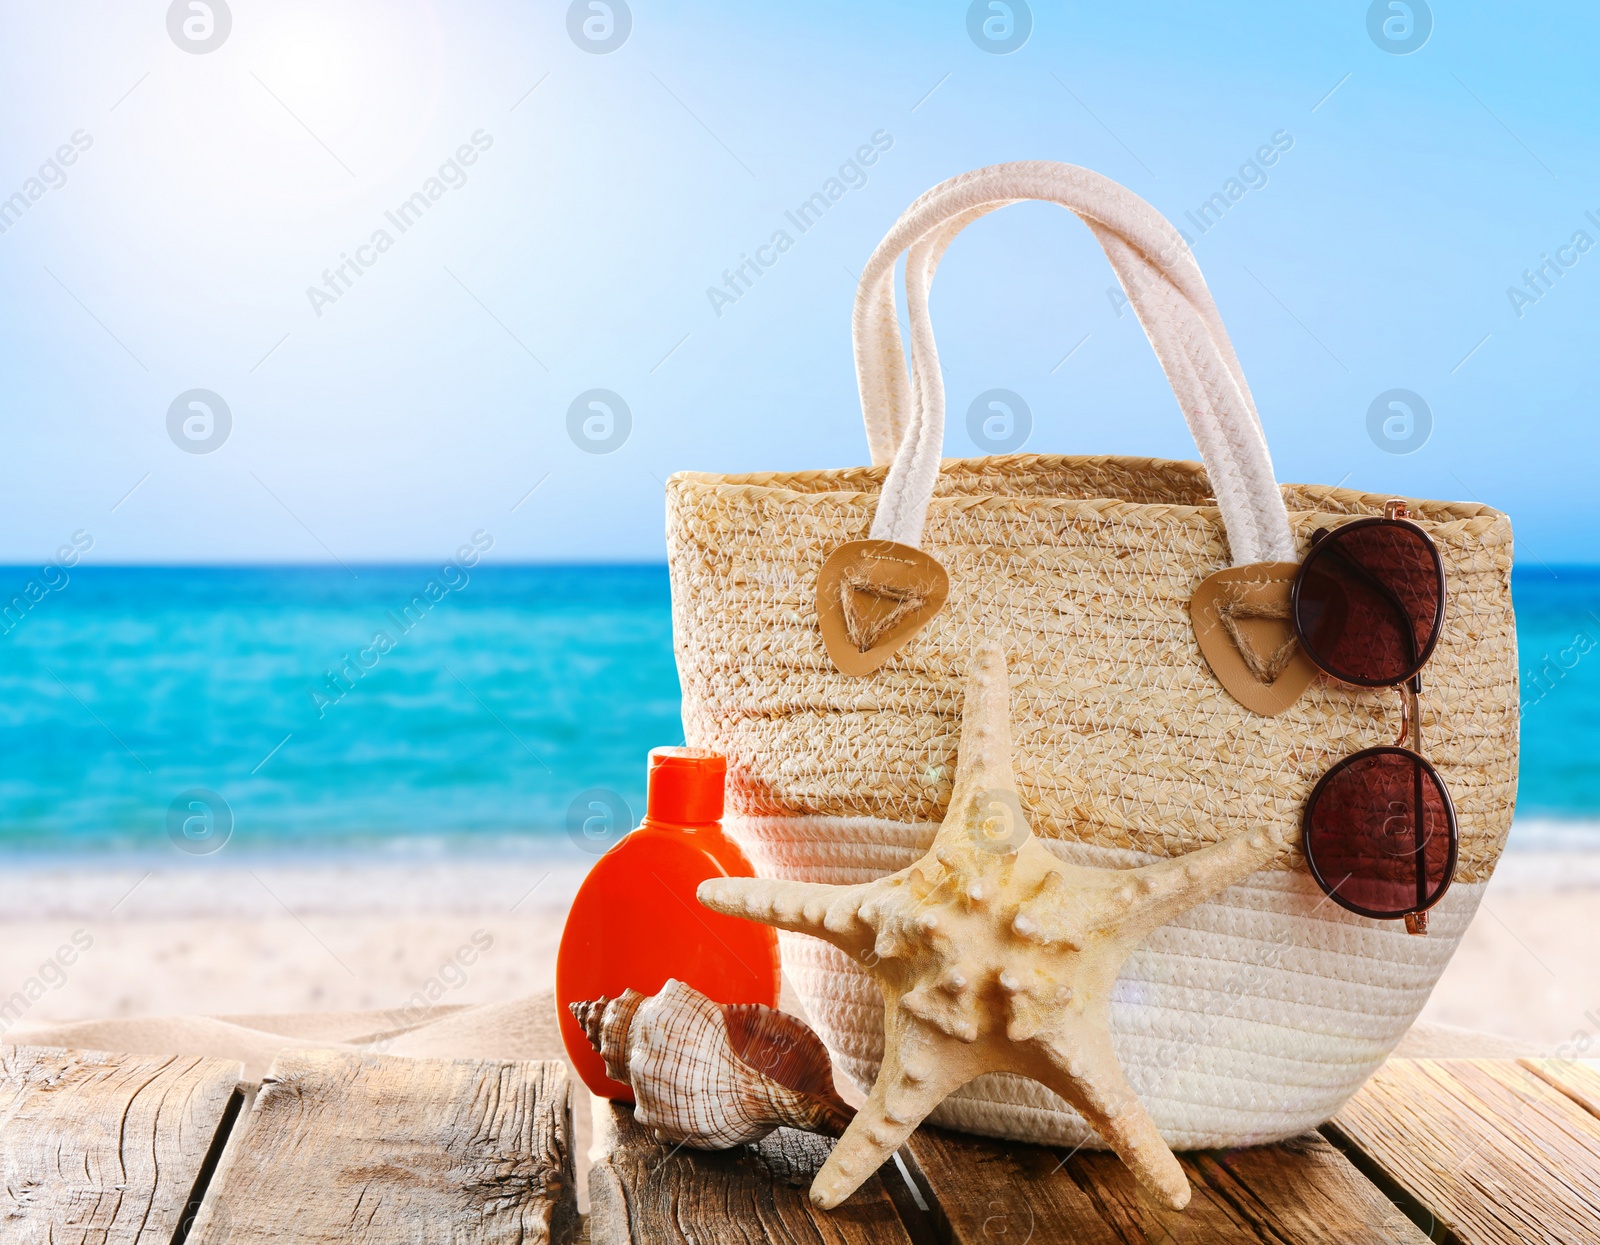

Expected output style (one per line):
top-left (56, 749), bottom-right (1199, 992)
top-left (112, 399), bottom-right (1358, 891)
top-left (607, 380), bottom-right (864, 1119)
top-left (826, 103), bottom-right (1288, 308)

top-left (817, 540), bottom-right (949, 677)
top-left (1190, 561), bottom-right (1319, 717)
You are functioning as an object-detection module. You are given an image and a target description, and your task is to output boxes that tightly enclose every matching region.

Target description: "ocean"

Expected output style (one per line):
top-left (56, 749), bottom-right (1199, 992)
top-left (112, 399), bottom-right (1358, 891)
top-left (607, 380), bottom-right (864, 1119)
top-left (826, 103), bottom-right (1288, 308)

top-left (0, 564), bottom-right (1593, 856)
top-left (0, 566), bottom-right (679, 855)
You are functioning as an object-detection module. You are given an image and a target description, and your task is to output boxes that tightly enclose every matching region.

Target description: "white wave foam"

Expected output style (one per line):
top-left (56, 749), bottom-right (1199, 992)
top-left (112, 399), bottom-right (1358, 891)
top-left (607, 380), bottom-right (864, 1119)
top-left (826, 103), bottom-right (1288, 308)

top-left (1505, 817), bottom-right (1600, 853)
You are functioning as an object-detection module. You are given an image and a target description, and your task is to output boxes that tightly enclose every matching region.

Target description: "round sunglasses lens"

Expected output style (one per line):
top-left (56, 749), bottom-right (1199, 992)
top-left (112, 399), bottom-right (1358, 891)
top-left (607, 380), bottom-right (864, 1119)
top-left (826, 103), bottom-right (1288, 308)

top-left (1304, 749), bottom-right (1455, 920)
top-left (1296, 522), bottom-right (1442, 685)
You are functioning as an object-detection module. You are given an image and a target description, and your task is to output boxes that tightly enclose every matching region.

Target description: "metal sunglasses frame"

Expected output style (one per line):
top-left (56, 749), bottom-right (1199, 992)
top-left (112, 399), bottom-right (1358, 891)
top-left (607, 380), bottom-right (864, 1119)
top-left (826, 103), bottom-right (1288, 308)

top-left (1292, 500), bottom-right (1458, 935)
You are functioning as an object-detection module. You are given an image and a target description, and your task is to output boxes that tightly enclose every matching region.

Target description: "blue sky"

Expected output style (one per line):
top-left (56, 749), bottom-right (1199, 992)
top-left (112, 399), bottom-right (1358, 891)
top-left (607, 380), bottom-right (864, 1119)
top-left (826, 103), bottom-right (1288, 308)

top-left (1, 1), bottom-right (1596, 564)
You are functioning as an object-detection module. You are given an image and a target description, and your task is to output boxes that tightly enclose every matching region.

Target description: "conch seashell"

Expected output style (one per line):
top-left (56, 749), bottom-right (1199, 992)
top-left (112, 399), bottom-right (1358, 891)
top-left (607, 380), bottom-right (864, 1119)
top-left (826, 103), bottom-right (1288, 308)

top-left (569, 979), bottom-right (855, 1149)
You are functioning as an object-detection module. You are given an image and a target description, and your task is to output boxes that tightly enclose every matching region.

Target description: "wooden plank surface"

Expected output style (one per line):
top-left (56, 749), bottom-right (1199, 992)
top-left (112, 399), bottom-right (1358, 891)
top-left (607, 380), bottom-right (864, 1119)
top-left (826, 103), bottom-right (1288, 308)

top-left (0, 1044), bottom-right (243, 1245)
top-left (16, 1046), bottom-right (1592, 1244)
top-left (1522, 1056), bottom-right (1600, 1121)
top-left (1188, 1140), bottom-right (1431, 1244)
top-left (902, 1123), bottom-right (1430, 1244)
top-left (587, 1100), bottom-right (918, 1245)
top-left (185, 1048), bottom-right (577, 1245)
top-left (1329, 1057), bottom-right (1600, 1245)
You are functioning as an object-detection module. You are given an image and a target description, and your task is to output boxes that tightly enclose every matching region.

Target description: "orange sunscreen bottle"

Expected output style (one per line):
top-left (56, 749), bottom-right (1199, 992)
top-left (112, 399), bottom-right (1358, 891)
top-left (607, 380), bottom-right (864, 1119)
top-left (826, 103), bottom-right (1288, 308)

top-left (555, 747), bottom-right (781, 1100)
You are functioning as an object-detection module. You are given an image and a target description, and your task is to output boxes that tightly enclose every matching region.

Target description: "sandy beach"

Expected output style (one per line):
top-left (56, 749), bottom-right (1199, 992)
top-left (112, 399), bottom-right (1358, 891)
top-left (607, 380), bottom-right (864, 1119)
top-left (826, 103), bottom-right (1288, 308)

top-left (2, 846), bottom-right (1597, 1054)
top-left (0, 856), bottom-right (590, 1030)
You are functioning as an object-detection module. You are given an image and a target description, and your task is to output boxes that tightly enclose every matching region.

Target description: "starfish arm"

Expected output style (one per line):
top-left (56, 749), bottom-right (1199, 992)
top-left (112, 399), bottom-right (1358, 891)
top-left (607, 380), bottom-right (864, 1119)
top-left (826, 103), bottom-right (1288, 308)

top-left (1032, 1027), bottom-right (1190, 1211)
top-left (943, 641), bottom-right (1017, 811)
top-left (1004, 856), bottom-right (1102, 949)
top-left (696, 876), bottom-right (877, 956)
top-left (1116, 824), bottom-right (1291, 946)
top-left (809, 1015), bottom-right (965, 1209)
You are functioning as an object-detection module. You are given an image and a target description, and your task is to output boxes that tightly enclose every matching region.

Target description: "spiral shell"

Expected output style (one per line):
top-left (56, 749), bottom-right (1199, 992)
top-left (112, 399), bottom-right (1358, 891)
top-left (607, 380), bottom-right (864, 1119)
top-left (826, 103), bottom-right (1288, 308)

top-left (570, 979), bottom-right (855, 1149)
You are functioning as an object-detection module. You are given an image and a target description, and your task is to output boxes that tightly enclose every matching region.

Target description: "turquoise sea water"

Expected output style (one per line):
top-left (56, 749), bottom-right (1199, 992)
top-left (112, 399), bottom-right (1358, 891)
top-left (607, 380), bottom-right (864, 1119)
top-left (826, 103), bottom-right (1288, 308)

top-left (0, 566), bottom-right (679, 854)
top-left (0, 565), bottom-right (1594, 855)
top-left (1509, 566), bottom-right (1600, 825)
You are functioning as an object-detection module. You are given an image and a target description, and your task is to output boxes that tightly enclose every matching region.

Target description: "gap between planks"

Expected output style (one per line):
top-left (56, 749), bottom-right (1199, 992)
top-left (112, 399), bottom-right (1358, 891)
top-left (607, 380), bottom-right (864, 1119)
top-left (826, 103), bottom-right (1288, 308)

top-left (586, 1097), bottom-right (921, 1245)
top-left (1329, 1057), bottom-right (1600, 1245)
top-left (171, 1081), bottom-right (257, 1245)
top-left (898, 1122), bottom-right (1433, 1245)
top-left (182, 1048), bottom-right (578, 1245)
top-left (587, 1095), bottom-right (1435, 1245)
top-left (0, 1046), bottom-right (245, 1245)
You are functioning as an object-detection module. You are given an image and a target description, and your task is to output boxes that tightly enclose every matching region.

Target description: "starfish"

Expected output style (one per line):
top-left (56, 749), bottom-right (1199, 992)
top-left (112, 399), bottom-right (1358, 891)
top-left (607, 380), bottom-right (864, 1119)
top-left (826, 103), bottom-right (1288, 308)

top-left (698, 641), bottom-right (1290, 1210)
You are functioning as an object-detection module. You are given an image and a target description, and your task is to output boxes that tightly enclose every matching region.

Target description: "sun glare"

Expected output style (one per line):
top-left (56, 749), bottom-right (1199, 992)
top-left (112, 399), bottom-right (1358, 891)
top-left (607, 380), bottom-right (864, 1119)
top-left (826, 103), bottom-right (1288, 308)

top-left (236, 0), bottom-right (447, 197)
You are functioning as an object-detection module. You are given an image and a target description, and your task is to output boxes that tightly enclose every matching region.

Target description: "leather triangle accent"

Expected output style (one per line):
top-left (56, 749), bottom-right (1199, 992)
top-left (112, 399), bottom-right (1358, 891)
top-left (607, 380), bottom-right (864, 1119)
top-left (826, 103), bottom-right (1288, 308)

top-left (1190, 562), bottom-right (1319, 716)
top-left (817, 540), bottom-right (949, 677)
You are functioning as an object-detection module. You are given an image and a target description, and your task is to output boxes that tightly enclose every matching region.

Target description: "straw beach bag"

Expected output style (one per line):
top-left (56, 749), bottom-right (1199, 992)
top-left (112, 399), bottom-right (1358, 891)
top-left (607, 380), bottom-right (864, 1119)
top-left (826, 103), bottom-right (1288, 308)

top-left (666, 163), bottom-right (1517, 1149)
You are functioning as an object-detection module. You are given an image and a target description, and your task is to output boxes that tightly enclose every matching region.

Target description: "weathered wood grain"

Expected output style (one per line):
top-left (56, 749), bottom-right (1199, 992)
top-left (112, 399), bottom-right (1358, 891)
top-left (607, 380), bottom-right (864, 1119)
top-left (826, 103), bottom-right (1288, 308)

top-left (0, 1044), bottom-right (243, 1245)
top-left (587, 1099), bottom-right (917, 1245)
top-left (1522, 1056), bottom-right (1600, 1122)
top-left (1329, 1057), bottom-right (1600, 1245)
top-left (18, 1047), bottom-right (1592, 1244)
top-left (902, 1123), bottom-right (1430, 1244)
top-left (1190, 1137), bottom-right (1432, 1244)
top-left (185, 1048), bottom-right (577, 1245)
top-left (900, 1127), bottom-right (1121, 1244)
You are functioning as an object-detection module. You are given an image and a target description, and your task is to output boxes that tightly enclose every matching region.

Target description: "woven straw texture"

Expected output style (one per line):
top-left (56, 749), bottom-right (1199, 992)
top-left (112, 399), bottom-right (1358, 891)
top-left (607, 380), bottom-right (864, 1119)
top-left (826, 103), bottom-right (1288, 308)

top-left (665, 453), bottom-right (1518, 1147)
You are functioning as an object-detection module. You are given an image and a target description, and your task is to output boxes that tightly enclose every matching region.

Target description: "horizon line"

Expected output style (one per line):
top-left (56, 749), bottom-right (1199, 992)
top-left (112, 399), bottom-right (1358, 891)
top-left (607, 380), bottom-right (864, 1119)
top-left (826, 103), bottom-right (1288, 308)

top-left (0, 558), bottom-right (674, 570)
top-left (0, 560), bottom-right (1590, 574)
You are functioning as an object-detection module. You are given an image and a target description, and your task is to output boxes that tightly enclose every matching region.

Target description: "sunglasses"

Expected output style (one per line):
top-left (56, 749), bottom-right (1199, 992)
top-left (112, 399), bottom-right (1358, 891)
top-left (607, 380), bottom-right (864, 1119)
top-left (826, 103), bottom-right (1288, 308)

top-left (1291, 501), bottom-right (1457, 936)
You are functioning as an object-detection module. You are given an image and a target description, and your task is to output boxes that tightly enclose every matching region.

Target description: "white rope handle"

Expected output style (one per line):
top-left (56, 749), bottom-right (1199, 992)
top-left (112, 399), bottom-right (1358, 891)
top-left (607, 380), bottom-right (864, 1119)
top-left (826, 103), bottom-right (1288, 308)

top-left (852, 162), bottom-right (1295, 566)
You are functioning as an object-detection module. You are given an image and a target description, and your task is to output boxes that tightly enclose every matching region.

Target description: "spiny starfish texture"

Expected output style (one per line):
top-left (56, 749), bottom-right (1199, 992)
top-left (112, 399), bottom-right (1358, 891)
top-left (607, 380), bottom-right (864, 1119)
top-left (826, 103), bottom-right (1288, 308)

top-left (699, 642), bottom-right (1290, 1210)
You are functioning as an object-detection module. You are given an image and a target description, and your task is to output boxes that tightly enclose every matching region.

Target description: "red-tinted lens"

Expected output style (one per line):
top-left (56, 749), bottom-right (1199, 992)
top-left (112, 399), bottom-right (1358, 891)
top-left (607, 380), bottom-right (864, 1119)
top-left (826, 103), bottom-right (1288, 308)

top-left (1294, 520), bottom-right (1444, 686)
top-left (1303, 747), bottom-right (1456, 920)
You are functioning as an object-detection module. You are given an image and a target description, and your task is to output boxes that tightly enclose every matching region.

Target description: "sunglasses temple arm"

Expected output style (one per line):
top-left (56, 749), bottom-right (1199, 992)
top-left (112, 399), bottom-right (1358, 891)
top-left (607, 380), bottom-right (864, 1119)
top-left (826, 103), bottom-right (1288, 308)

top-left (1413, 752), bottom-right (1428, 915)
top-left (1401, 682), bottom-right (1429, 933)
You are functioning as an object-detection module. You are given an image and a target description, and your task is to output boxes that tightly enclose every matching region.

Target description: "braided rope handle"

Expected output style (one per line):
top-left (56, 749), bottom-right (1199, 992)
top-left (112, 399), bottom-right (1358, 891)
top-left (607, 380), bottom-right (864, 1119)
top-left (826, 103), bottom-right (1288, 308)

top-left (852, 161), bottom-right (1295, 566)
